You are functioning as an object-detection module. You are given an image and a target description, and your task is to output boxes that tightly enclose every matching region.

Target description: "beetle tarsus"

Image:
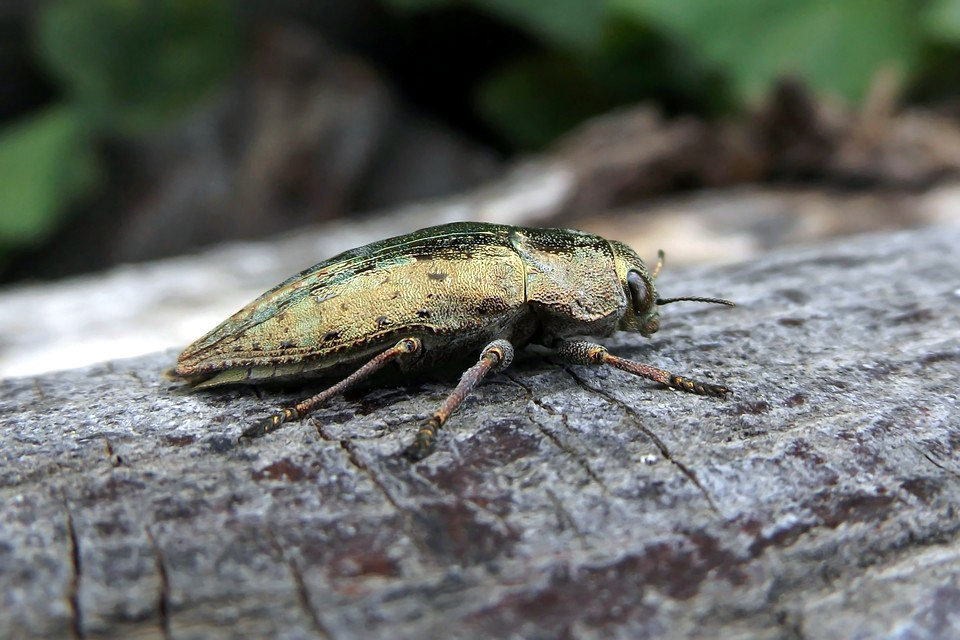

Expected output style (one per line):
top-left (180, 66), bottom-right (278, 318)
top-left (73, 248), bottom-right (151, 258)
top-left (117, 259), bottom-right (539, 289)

top-left (668, 374), bottom-right (730, 397)
top-left (240, 407), bottom-right (298, 440)
top-left (556, 340), bottom-right (731, 399)
top-left (403, 419), bottom-right (439, 461)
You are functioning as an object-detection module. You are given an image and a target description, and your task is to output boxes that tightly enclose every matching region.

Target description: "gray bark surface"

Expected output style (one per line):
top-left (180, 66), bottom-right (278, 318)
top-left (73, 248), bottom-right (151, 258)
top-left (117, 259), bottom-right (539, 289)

top-left (2, 224), bottom-right (959, 639)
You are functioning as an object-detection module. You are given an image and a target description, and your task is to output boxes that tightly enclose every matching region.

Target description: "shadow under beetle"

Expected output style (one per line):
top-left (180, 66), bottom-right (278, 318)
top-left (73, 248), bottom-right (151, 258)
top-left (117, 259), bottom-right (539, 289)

top-left (174, 222), bottom-right (734, 460)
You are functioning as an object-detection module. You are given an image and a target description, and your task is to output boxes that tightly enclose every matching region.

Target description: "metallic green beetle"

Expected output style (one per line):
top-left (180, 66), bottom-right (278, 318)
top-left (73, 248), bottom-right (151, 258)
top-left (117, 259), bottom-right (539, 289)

top-left (174, 222), bottom-right (734, 460)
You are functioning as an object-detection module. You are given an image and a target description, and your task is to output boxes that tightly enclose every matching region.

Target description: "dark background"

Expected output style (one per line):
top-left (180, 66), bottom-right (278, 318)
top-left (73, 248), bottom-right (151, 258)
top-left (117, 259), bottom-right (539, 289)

top-left (3, 0), bottom-right (960, 282)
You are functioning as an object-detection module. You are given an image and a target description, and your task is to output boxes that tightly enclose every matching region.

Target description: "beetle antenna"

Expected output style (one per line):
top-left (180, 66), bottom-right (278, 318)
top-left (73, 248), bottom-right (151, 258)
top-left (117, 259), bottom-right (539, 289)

top-left (656, 296), bottom-right (736, 307)
top-left (652, 249), bottom-right (665, 280)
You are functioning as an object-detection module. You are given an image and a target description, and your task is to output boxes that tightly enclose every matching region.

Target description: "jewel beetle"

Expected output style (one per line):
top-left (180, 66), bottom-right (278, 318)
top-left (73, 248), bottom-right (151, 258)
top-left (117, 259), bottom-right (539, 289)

top-left (174, 222), bottom-right (734, 460)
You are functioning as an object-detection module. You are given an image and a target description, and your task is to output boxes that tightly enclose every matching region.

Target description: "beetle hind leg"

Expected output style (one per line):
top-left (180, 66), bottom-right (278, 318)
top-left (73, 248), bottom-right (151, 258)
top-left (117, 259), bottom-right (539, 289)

top-left (240, 337), bottom-right (423, 439)
top-left (556, 341), bottom-right (730, 397)
top-left (403, 339), bottom-right (514, 461)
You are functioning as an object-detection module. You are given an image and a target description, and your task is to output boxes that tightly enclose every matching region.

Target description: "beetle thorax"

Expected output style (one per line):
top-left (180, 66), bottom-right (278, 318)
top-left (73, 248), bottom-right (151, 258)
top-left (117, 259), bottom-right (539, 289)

top-left (509, 228), bottom-right (627, 342)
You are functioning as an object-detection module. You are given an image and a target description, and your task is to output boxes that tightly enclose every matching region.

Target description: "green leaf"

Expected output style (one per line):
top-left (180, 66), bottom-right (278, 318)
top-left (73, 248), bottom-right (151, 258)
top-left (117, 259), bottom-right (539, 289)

top-left (37, 0), bottom-right (240, 134)
top-left (0, 106), bottom-right (98, 245)
top-left (613, 0), bottom-right (923, 104)
top-left (924, 0), bottom-right (960, 42)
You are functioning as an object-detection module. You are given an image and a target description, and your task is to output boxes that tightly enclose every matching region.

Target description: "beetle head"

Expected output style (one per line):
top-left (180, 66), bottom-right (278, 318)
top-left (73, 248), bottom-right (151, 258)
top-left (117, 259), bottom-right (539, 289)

top-left (611, 242), bottom-right (735, 337)
top-left (611, 241), bottom-right (661, 337)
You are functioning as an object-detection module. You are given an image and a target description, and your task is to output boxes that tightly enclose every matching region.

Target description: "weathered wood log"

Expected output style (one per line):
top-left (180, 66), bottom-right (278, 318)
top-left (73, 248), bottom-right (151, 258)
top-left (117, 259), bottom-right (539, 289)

top-left (2, 223), bottom-right (959, 639)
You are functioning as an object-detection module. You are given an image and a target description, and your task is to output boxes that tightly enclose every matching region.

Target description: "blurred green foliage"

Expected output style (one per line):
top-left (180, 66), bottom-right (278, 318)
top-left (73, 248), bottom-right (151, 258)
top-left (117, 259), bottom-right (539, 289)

top-left (925, 0), bottom-right (960, 41)
top-left (387, 0), bottom-right (960, 147)
top-left (0, 106), bottom-right (98, 245)
top-left (4, 0), bottom-right (960, 267)
top-left (38, 0), bottom-right (239, 134)
top-left (0, 0), bottom-right (238, 265)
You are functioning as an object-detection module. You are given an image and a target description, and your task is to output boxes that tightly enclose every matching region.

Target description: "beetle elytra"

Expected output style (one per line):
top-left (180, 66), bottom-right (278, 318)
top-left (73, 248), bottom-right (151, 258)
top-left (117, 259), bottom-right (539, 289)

top-left (174, 222), bottom-right (734, 460)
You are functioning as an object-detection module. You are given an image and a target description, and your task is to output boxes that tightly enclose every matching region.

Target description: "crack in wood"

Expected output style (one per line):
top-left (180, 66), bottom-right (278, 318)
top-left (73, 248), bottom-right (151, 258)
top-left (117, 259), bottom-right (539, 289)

top-left (505, 372), bottom-right (609, 493)
top-left (144, 527), bottom-right (172, 640)
top-left (338, 438), bottom-right (403, 513)
top-left (314, 421), bottom-right (398, 507)
top-left (62, 498), bottom-right (84, 640)
top-left (561, 365), bottom-right (722, 517)
top-left (319, 425), bottom-right (433, 559)
top-left (916, 447), bottom-right (960, 480)
top-left (266, 529), bottom-right (331, 639)
top-left (313, 420), bottom-right (408, 515)
top-left (322, 420), bottom-right (521, 561)
top-left (545, 488), bottom-right (589, 549)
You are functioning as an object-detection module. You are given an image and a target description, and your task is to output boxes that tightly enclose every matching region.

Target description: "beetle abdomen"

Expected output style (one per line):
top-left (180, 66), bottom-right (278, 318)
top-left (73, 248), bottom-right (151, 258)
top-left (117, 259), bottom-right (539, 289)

top-left (175, 224), bottom-right (527, 383)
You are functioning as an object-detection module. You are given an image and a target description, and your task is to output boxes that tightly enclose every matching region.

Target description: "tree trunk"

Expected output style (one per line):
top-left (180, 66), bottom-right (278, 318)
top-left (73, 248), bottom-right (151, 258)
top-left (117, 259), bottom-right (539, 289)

top-left (2, 223), bottom-right (959, 639)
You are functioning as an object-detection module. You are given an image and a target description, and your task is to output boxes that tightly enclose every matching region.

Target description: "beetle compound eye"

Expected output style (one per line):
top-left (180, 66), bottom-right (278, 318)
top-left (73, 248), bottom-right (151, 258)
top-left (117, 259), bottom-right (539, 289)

top-left (627, 270), bottom-right (652, 314)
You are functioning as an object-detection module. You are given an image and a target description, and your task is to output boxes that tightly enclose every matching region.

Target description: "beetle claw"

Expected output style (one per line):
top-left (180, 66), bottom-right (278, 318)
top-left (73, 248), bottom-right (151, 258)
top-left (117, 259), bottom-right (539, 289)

top-left (402, 442), bottom-right (429, 462)
top-left (239, 408), bottom-right (297, 441)
top-left (668, 375), bottom-right (731, 398)
top-left (402, 422), bottom-right (438, 461)
top-left (238, 417), bottom-right (275, 440)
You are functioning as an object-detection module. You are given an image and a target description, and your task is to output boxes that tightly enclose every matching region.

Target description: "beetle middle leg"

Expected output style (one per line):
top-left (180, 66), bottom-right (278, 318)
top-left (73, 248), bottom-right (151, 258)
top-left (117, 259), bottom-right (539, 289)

top-left (240, 337), bottom-right (422, 439)
top-left (556, 341), bottom-right (730, 397)
top-left (403, 339), bottom-right (514, 461)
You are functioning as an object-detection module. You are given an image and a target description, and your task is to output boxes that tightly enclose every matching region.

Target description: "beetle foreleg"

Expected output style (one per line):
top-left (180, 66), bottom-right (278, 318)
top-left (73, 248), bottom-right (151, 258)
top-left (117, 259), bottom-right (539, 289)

top-left (403, 339), bottom-right (514, 461)
top-left (240, 337), bottom-right (423, 439)
top-left (556, 341), bottom-right (730, 397)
